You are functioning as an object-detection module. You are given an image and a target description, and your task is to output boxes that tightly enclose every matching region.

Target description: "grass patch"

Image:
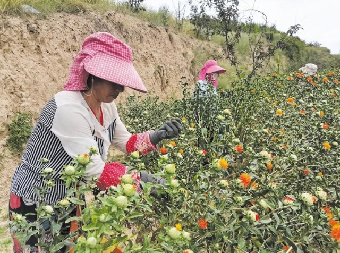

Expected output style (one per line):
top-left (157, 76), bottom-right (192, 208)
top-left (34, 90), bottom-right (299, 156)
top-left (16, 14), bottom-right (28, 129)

top-left (0, 0), bottom-right (114, 14)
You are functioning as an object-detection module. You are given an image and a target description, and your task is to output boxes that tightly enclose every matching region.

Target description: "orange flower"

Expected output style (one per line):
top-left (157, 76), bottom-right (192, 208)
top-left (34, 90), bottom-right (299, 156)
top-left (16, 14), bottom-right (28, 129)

top-left (287, 76), bottom-right (294, 81)
top-left (287, 97), bottom-right (294, 103)
top-left (169, 141), bottom-right (176, 147)
top-left (312, 82), bottom-right (318, 87)
top-left (250, 89), bottom-right (255, 93)
top-left (266, 162), bottom-right (273, 169)
top-left (307, 77), bottom-right (313, 82)
top-left (295, 73), bottom-right (303, 78)
top-left (235, 145), bottom-right (243, 154)
top-left (276, 109), bottom-right (283, 115)
top-left (334, 79), bottom-right (339, 84)
top-left (319, 111), bottom-right (324, 117)
top-left (302, 170), bottom-right (309, 175)
top-left (330, 225), bottom-right (340, 241)
top-left (300, 109), bottom-right (306, 114)
top-left (251, 182), bottom-right (259, 189)
top-left (279, 128), bottom-right (285, 133)
top-left (272, 73), bottom-right (278, 77)
top-left (282, 246), bottom-right (294, 252)
top-left (330, 219), bottom-right (340, 227)
top-left (323, 142), bottom-right (331, 150)
top-left (113, 247), bottom-right (123, 253)
top-left (318, 172), bottom-right (323, 176)
top-left (323, 77), bottom-right (329, 82)
top-left (240, 173), bottom-right (251, 188)
top-left (160, 147), bottom-right (167, 154)
top-left (179, 149), bottom-right (184, 154)
top-left (271, 137), bottom-right (277, 141)
top-left (322, 123), bottom-right (329, 129)
top-left (321, 207), bottom-right (331, 214)
top-left (327, 72), bottom-right (335, 76)
top-left (198, 220), bottom-right (208, 229)
top-left (331, 93), bottom-right (336, 97)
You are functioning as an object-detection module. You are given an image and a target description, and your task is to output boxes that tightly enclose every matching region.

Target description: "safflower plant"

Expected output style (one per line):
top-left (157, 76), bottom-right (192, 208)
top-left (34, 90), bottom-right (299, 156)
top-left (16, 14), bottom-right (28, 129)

top-left (10, 68), bottom-right (340, 252)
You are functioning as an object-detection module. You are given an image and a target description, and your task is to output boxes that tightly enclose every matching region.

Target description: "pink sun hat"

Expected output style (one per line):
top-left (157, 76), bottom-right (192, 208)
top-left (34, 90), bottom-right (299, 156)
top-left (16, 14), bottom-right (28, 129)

top-left (64, 32), bottom-right (147, 93)
top-left (198, 60), bottom-right (226, 87)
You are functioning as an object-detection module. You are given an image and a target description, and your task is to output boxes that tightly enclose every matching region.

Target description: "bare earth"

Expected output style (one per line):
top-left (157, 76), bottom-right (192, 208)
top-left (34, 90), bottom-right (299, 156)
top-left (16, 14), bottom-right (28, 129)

top-left (0, 11), bottom-right (222, 251)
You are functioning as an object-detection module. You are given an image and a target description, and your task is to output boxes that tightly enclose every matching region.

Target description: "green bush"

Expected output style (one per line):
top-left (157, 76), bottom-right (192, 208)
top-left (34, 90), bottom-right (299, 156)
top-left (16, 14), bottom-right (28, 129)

top-left (6, 112), bottom-right (32, 153)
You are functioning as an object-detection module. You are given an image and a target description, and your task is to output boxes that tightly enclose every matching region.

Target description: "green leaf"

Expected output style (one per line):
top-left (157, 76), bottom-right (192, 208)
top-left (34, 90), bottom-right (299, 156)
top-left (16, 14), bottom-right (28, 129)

top-left (82, 224), bottom-right (99, 231)
top-left (138, 204), bottom-right (152, 212)
top-left (65, 216), bottom-right (82, 223)
top-left (129, 212), bottom-right (144, 219)
top-left (237, 237), bottom-right (246, 249)
top-left (260, 218), bottom-right (272, 224)
top-left (68, 197), bottom-right (85, 205)
top-left (49, 242), bottom-right (65, 253)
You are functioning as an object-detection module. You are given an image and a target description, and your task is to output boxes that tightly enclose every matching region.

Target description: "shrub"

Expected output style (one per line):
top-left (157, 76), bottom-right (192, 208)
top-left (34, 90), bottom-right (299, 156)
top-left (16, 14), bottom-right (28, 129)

top-left (6, 112), bottom-right (32, 153)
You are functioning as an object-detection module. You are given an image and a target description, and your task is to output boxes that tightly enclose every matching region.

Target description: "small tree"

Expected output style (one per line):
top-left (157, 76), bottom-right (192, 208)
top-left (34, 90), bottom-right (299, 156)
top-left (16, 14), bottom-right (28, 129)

top-left (127, 0), bottom-right (144, 12)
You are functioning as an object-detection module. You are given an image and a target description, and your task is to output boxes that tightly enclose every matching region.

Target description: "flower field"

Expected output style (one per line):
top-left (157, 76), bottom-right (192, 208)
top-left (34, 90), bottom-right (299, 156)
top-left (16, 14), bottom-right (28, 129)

top-left (11, 69), bottom-right (340, 252)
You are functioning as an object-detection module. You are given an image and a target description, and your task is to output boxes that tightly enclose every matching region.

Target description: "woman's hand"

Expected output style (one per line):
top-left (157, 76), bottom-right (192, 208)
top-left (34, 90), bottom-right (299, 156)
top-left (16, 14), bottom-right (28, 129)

top-left (149, 118), bottom-right (183, 145)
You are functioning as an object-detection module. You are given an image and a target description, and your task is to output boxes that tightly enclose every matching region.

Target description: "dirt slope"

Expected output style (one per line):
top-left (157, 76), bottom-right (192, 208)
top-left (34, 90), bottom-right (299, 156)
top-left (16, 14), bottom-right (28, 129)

top-left (0, 11), bottom-right (222, 250)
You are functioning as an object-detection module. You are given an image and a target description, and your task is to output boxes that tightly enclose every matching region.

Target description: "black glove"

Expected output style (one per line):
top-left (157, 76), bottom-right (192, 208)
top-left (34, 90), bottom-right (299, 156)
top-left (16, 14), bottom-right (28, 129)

top-left (140, 171), bottom-right (167, 199)
top-left (149, 118), bottom-right (183, 145)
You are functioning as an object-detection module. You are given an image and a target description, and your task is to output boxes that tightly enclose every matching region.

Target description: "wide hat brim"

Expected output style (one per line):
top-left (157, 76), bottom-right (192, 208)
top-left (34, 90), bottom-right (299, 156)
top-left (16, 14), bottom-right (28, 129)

top-left (84, 53), bottom-right (147, 93)
top-left (206, 65), bottom-right (226, 74)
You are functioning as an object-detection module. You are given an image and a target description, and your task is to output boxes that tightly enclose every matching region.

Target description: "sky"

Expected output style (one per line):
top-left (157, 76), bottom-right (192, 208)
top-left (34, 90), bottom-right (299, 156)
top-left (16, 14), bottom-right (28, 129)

top-left (140, 0), bottom-right (340, 54)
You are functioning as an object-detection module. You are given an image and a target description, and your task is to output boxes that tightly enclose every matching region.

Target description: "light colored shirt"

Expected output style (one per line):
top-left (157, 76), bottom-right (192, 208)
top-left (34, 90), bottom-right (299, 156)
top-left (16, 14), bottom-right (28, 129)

top-left (11, 91), bottom-right (131, 204)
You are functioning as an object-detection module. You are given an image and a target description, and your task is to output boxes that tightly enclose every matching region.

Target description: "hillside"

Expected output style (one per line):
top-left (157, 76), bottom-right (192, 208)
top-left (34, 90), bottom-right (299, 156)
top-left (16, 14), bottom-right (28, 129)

top-left (0, 11), bottom-right (225, 250)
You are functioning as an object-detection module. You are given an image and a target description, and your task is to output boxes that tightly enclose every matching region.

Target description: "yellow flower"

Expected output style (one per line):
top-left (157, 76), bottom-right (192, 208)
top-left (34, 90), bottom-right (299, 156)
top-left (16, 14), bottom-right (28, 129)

top-left (318, 172), bottom-right (323, 176)
top-left (323, 142), bottom-right (331, 150)
top-left (266, 76), bottom-right (271, 80)
top-left (319, 111), bottom-right (325, 117)
top-left (175, 223), bottom-right (182, 231)
top-left (276, 109), bottom-right (283, 115)
top-left (190, 123), bottom-right (195, 128)
top-left (287, 76), bottom-right (294, 81)
top-left (181, 117), bottom-right (186, 122)
top-left (218, 158), bottom-right (228, 169)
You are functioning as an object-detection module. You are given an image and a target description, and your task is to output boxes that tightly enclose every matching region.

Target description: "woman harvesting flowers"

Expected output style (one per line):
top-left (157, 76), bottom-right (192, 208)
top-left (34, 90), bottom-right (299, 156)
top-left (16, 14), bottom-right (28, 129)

top-left (8, 32), bottom-right (182, 252)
